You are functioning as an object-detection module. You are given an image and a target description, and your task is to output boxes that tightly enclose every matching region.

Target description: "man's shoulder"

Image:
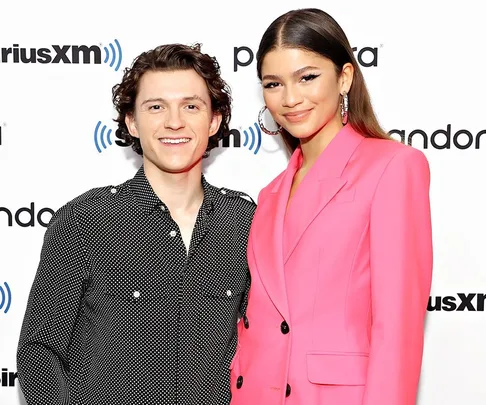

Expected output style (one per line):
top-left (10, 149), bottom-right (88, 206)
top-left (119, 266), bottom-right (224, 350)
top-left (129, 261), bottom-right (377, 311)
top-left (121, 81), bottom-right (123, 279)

top-left (207, 182), bottom-right (257, 215)
top-left (48, 179), bottom-right (131, 227)
top-left (68, 179), bottom-right (130, 210)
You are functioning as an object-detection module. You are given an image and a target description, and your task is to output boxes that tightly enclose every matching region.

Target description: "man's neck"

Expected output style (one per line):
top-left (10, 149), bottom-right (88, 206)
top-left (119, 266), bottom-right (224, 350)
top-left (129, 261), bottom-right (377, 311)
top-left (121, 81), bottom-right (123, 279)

top-left (143, 159), bottom-right (204, 213)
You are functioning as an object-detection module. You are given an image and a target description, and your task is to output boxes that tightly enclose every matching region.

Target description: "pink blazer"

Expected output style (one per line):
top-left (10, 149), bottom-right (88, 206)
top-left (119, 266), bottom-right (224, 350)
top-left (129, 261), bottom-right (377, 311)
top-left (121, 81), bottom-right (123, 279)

top-left (230, 125), bottom-right (433, 405)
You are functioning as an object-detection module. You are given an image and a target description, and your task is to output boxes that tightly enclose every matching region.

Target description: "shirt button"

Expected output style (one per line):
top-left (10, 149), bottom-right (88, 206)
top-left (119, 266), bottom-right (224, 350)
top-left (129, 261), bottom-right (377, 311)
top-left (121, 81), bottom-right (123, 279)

top-left (236, 375), bottom-right (243, 389)
top-left (110, 188), bottom-right (117, 194)
top-left (286, 383), bottom-right (291, 397)
top-left (226, 290), bottom-right (232, 297)
top-left (169, 230), bottom-right (177, 237)
top-left (133, 291), bottom-right (140, 298)
top-left (281, 320), bottom-right (290, 334)
top-left (243, 315), bottom-right (249, 329)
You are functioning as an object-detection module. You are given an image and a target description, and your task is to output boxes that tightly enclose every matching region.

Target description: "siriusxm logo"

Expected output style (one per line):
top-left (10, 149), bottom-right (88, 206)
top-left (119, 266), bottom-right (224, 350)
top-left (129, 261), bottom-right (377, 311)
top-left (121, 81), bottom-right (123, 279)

top-left (93, 121), bottom-right (262, 155)
top-left (428, 293), bottom-right (486, 312)
top-left (222, 123), bottom-right (262, 155)
top-left (0, 282), bottom-right (11, 314)
top-left (0, 368), bottom-right (18, 387)
top-left (0, 39), bottom-right (123, 71)
top-left (94, 121), bottom-right (128, 152)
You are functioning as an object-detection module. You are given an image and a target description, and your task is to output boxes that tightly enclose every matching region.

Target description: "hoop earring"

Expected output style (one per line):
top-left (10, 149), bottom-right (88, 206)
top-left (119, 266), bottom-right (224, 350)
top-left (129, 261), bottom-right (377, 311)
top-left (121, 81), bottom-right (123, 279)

top-left (258, 106), bottom-right (281, 135)
top-left (341, 91), bottom-right (349, 125)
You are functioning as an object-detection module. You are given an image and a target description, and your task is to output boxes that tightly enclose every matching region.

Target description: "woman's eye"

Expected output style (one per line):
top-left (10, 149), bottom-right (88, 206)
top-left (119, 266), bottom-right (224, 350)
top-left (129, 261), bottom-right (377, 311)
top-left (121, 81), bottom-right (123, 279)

top-left (301, 74), bottom-right (319, 82)
top-left (263, 82), bottom-right (279, 89)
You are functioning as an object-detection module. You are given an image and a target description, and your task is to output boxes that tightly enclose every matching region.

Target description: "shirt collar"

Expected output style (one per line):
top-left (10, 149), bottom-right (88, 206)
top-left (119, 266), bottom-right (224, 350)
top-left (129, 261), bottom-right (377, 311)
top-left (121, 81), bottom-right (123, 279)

top-left (129, 165), bottom-right (217, 215)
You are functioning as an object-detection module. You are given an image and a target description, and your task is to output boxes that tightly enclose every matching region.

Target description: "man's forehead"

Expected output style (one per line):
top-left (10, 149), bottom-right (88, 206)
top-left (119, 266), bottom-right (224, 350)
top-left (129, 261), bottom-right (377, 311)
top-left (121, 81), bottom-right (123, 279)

top-left (138, 69), bottom-right (210, 99)
top-left (140, 69), bottom-right (206, 85)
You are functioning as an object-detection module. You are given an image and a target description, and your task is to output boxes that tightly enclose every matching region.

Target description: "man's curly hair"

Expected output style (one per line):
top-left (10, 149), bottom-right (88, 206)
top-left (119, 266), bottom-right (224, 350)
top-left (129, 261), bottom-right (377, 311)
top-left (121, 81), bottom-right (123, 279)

top-left (112, 43), bottom-right (232, 156)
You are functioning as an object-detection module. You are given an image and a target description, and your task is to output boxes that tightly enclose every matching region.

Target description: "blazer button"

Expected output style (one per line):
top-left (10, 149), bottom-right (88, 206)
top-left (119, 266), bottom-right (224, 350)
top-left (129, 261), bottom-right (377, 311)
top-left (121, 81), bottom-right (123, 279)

top-left (280, 321), bottom-right (289, 334)
top-left (286, 384), bottom-right (291, 397)
top-left (236, 375), bottom-right (243, 389)
top-left (243, 315), bottom-right (249, 329)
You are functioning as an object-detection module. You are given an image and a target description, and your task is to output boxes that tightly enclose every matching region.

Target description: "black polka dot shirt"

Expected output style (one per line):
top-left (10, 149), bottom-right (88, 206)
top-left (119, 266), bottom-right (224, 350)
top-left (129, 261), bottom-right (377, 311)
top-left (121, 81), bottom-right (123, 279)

top-left (17, 165), bottom-right (256, 405)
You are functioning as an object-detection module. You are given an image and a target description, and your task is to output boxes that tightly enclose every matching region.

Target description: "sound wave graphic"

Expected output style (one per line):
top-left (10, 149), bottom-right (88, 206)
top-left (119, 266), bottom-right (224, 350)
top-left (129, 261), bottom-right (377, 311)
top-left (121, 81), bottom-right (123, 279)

top-left (0, 282), bottom-right (12, 314)
top-left (243, 122), bottom-right (262, 155)
top-left (94, 121), bottom-right (113, 153)
top-left (103, 39), bottom-right (122, 72)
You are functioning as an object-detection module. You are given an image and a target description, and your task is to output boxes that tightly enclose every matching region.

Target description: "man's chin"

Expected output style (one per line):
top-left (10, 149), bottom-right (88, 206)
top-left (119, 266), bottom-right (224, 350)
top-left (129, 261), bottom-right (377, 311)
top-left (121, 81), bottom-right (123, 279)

top-left (156, 160), bottom-right (203, 175)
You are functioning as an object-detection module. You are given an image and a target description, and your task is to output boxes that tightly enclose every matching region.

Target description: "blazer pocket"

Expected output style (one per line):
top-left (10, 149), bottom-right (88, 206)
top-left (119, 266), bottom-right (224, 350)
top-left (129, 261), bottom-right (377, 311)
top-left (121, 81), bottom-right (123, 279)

top-left (306, 352), bottom-right (368, 386)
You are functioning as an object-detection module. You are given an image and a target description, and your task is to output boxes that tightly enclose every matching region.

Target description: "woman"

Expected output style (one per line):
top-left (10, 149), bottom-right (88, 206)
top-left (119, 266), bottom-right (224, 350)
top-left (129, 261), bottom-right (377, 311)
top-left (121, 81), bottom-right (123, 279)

top-left (230, 8), bottom-right (433, 405)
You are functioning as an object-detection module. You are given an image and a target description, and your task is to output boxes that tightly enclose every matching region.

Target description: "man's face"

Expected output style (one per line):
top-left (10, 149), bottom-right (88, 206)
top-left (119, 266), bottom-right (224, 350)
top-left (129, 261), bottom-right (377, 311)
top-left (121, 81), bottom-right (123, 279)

top-left (126, 69), bottom-right (222, 174)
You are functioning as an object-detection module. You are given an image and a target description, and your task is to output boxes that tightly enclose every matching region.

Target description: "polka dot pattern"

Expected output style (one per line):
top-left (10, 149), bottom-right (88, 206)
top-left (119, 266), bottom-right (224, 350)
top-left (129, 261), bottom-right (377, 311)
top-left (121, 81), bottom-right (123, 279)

top-left (17, 165), bottom-right (256, 405)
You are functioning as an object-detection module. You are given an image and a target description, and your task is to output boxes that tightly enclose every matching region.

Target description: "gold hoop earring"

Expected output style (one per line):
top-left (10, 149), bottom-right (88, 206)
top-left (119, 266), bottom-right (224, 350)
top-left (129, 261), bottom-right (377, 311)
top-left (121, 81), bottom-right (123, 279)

top-left (258, 106), bottom-right (281, 135)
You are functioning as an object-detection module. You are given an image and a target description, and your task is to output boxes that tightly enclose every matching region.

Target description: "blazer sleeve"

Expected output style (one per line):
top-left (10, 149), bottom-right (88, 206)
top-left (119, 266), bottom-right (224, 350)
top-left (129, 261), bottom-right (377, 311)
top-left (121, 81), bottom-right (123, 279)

top-left (363, 147), bottom-right (433, 405)
top-left (17, 203), bottom-right (88, 405)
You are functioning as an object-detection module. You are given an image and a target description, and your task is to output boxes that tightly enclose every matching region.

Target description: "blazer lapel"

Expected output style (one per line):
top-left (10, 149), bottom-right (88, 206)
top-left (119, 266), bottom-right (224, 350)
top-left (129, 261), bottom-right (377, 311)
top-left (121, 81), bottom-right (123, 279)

top-left (283, 125), bottom-right (364, 263)
top-left (250, 152), bottom-right (301, 320)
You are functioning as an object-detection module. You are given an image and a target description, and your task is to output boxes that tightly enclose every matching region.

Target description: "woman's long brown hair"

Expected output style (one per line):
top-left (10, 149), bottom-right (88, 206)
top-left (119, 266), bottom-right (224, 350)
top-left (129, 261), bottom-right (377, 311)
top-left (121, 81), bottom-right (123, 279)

top-left (256, 8), bottom-right (392, 155)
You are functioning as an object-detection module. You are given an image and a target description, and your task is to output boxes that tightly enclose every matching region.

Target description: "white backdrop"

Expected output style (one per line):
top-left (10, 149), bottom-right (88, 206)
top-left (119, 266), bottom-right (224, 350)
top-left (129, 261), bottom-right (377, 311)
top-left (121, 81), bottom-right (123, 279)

top-left (1, 0), bottom-right (485, 403)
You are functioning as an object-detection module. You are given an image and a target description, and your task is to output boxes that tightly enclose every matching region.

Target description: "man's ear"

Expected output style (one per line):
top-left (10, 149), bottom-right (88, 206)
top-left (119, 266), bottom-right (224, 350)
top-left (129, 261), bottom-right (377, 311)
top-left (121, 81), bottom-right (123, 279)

top-left (209, 112), bottom-right (223, 137)
top-left (125, 113), bottom-right (139, 138)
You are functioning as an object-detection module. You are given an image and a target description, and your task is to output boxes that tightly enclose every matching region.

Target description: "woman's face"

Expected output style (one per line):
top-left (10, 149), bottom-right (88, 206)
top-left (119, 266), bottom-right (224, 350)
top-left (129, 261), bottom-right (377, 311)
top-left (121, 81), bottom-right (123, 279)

top-left (261, 47), bottom-right (351, 141)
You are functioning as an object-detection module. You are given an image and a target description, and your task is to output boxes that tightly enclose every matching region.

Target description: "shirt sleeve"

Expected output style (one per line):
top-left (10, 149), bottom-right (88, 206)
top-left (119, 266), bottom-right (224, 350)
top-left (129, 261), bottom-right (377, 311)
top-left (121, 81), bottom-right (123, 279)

top-left (237, 196), bottom-right (257, 320)
top-left (363, 147), bottom-right (433, 405)
top-left (17, 203), bottom-right (89, 405)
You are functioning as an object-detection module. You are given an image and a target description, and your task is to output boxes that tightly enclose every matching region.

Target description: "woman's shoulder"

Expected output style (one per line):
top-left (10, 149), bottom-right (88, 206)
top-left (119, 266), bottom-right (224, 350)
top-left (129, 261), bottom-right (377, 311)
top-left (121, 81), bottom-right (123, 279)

top-left (359, 136), bottom-right (430, 185)
top-left (361, 136), bottom-right (428, 165)
top-left (257, 169), bottom-right (287, 202)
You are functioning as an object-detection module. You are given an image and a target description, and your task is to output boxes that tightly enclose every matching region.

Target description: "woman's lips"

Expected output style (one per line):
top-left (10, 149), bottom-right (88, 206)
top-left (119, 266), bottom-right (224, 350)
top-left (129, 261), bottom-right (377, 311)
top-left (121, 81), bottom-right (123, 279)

top-left (283, 109), bottom-right (313, 123)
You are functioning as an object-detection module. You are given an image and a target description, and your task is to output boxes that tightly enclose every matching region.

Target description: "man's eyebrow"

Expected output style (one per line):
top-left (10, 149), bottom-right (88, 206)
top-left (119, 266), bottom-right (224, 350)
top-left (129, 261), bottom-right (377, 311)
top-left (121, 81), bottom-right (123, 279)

top-left (182, 95), bottom-right (208, 105)
top-left (140, 97), bottom-right (164, 106)
top-left (140, 95), bottom-right (208, 106)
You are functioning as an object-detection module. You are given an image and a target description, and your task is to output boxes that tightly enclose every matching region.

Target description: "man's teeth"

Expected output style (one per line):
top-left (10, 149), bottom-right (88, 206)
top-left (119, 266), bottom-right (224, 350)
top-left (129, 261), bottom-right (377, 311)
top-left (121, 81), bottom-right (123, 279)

top-left (160, 138), bottom-right (190, 144)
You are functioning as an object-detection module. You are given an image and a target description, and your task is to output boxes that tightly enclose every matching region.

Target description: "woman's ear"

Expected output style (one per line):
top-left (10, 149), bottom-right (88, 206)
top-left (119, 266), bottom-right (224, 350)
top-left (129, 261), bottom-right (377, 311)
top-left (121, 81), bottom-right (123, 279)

top-left (340, 62), bottom-right (354, 94)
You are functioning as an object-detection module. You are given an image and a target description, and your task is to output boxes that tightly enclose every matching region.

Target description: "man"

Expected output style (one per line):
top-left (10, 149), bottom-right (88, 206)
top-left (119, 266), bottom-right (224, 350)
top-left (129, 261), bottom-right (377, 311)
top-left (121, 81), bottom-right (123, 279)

top-left (17, 43), bottom-right (255, 405)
